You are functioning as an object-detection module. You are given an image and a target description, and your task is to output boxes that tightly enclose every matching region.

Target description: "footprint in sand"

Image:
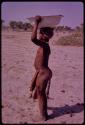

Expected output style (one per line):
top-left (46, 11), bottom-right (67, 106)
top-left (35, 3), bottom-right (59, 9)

top-left (61, 90), bottom-right (65, 93)
top-left (61, 121), bottom-right (67, 124)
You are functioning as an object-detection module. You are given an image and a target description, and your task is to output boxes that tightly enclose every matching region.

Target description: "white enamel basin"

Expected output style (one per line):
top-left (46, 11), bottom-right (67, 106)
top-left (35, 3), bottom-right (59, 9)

top-left (27, 15), bottom-right (63, 28)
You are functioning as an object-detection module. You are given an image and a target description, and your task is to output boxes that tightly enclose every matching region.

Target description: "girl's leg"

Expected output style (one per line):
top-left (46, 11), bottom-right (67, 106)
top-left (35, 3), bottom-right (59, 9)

top-left (29, 71), bottom-right (38, 98)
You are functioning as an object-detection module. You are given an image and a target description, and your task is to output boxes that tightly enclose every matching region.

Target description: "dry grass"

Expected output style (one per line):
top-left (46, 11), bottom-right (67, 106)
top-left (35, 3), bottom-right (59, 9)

top-left (54, 31), bottom-right (83, 46)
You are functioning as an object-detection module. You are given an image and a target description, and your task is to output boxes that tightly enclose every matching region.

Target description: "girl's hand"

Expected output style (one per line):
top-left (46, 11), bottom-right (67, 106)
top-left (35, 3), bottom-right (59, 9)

top-left (35, 15), bottom-right (42, 24)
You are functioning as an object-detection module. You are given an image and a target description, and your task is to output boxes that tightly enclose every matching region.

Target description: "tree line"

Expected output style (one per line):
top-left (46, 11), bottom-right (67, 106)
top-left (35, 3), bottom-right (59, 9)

top-left (2, 20), bottom-right (83, 32)
top-left (9, 21), bottom-right (33, 31)
top-left (55, 24), bottom-right (83, 32)
top-left (2, 20), bottom-right (33, 31)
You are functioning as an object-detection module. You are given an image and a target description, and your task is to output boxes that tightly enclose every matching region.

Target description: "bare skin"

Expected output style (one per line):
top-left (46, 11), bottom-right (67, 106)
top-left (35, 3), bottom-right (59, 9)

top-left (30, 16), bottom-right (53, 120)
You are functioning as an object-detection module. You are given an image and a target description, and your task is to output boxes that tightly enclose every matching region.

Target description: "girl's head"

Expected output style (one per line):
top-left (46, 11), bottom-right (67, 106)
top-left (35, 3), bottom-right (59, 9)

top-left (39, 27), bottom-right (54, 42)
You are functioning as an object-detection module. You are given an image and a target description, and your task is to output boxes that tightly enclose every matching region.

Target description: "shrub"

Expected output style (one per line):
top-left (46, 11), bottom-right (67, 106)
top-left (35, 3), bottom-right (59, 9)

top-left (56, 31), bottom-right (83, 46)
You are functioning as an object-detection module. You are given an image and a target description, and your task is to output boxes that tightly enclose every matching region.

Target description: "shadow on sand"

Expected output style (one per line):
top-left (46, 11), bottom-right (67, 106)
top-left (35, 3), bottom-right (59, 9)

top-left (48, 103), bottom-right (84, 119)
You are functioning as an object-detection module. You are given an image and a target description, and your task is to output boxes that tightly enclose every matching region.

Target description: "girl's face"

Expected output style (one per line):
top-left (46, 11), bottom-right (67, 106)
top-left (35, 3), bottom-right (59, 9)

top-left (39, 33), bottom-right (50, 42)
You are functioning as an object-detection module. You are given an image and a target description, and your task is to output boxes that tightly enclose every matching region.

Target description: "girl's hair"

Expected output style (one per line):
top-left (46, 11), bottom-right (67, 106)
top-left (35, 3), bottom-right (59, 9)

top-left (40, 27), bottom-right (54, 38)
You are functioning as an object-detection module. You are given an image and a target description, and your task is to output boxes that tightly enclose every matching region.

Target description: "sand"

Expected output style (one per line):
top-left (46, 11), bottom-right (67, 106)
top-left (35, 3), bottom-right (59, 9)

top-left (2, 29), bottom-right (84, 124)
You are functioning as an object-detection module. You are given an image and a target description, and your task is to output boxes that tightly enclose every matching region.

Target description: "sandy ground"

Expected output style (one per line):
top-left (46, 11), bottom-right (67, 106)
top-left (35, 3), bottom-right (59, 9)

top-left (2, 29), bottom-right (84, 124)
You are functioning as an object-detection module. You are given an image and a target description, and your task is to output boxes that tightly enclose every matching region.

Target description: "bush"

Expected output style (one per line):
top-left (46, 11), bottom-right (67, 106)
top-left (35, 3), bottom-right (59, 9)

top-left (56, 31), bottom-right (83, 46)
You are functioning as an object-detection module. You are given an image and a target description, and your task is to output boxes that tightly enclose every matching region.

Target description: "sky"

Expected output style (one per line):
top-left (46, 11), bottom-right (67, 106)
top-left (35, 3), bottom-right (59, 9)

top-left (1, 2), bottom-right (84, 28)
